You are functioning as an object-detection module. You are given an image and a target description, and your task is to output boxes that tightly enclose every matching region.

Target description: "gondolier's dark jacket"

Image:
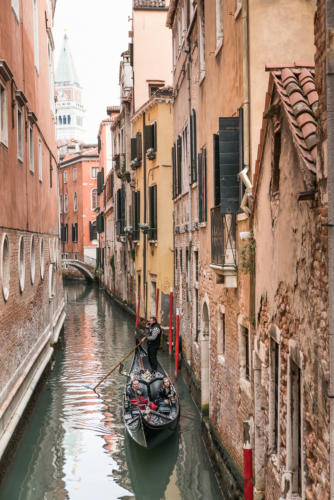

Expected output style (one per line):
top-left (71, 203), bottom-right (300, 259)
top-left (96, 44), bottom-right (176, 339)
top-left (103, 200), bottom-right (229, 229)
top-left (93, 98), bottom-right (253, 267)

top-left (146, 322), bottom-right (162, 349)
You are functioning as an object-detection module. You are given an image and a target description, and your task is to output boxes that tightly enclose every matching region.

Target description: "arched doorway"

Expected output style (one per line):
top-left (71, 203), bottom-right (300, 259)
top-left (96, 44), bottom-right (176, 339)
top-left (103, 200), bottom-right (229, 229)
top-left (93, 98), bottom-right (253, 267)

top-left (200, 301), bottom-right (210, 413)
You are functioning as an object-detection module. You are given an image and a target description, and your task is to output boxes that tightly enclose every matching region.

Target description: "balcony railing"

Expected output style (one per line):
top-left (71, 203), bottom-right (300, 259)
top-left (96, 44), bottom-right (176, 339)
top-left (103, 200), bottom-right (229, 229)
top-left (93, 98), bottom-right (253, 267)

top-left (211, 206), bottom-right (237, 268)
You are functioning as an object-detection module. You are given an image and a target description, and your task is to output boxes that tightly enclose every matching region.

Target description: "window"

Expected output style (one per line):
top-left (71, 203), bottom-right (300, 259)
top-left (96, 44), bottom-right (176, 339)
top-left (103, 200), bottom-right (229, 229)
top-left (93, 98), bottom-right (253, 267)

top-left (17, 106), bottom-right (23, 161)
top-left (11, 0), bottom-right (19, 21)
top-left (175, 248), bottom-right (178, 270)
top-left (173, 28), bottom-right (177, 66)
top-left (73, 192), bottom-right (78, 212)
top-left (89, 221), bottom-right (97, 241)
top-left (63, 115), bottom-right (67, 125)
top-left (240, 325), bottom-right (250, 381)
top-left (272, 125), bottom-right (281, 194)
top-left (38, 139), bottom-right (42, 181)
top-left (33, 0), bottom-right (39, 72)
top-left (61, 224), bottom-right (68, 242)
top-left (198, 147), bottom-right (207, 222)
top-left (59, 116), bottom-right (62, 125)
top-left (173, 135), bottom-right (182, 197)
top-left (186, 247), bottom-right (190, 300)
top-left (199, 0), bottom-right (206, 80)
top-left (67, 115), bottom-right (71, 124)
top-left (48, 42), bottom-right (54, 111)
top-left (149, 84), bottom-right (164, 97)
top-left (180, 249), bottom-right (183, 272)
top-left (182, 125), bottom-right (189, 189)
top-left (149, 185), bottom-right (157, 240)
top-left (150, 279), bottom-right (157, 317)
top-left (91, 188), bottom-right (98, 210)
top-left (190, 109), bottom-right (197, 183)
top-left (72, 223), bottom-right (78, 243)
top-left (91, 167), bottom-right (98, 178)
top-left (215, 0), bottom-right (223, 49)
top-left (63, 170), bottom-right (68, 184)
top-left (195, 288), bottom-right (199, 341)
top-left (1, 234), bottom-right (10, 301)
top-left (144, 122), bottom-right (157, 153)
top-left (194, 250), bottom-right (199, 282)
top-left (73, 167), bottom-right (77, 182)
top-left (133, 191), bottom-right (140, 241)
top-left (18, 236), bottom-right (25, 293)
top-left (29, 125), bottom-right (34, 173)
top-left (218, 310), bottom-right (226, 358)
top-left (64, 193), bottom-right (68, 213)
top-left (40, 238), bottom-right (44, 279)
top-left (0, 81), bottom-right (8, 146)
top-left (270, 337), bottom-right (280, 453)
top-left (59, 194), bottom-right (63, 214)
top-left (30, 236), bottom-right (36, 285)
top-left (290, 359), bottom-right (302, 495)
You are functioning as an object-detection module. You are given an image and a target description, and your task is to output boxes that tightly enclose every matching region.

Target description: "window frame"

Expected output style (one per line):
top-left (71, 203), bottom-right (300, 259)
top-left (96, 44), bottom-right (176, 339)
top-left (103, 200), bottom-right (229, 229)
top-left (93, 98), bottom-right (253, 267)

top-left (38, 138), bottom-right (42, 182)
top-left (91, 188), bottom-right (98, 210)
top-left (17, 104), bottom-right (24, 162)
top-left (0, 80), bottom-right (8, 147)
top-left (73, 191), bottom-right (78, 212)
top-left (33, 0), bottom-right (39, 73)
top-left (29, 124), bottom-right (34, 173)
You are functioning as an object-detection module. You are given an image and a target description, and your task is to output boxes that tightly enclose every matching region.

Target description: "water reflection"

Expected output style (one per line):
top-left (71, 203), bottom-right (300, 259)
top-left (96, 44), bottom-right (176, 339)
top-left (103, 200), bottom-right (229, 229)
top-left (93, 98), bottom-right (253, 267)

top-left (0, 282), bottom-right (223, 500)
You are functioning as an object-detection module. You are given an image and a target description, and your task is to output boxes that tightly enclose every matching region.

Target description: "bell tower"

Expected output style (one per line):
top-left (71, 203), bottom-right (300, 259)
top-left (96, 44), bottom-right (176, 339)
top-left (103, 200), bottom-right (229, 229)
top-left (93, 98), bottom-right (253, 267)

top-left (55, 33), bottom-right (86, 143)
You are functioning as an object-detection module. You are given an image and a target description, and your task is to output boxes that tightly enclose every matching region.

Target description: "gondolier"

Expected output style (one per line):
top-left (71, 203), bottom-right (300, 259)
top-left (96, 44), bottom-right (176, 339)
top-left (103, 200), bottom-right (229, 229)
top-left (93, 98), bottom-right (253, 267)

top-left (145, 316), bottom-right (161, 373)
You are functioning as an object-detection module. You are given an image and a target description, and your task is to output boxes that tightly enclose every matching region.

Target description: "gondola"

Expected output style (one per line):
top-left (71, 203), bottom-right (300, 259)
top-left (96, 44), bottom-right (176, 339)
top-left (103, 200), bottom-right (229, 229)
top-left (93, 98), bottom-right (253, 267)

top-left (122, 344), bottom-right (180, 449)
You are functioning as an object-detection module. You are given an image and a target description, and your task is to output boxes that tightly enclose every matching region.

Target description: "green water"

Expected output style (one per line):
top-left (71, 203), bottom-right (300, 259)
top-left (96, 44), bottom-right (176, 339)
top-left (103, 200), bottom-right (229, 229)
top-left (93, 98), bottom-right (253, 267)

top-left (0, 282), bottom-right (223, 500)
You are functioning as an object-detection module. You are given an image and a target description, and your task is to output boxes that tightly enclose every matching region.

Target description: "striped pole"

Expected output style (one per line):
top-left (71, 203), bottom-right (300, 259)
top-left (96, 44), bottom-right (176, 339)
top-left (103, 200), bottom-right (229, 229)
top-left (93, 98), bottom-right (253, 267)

top-left (169, 289), bottom-right (173, 355)
top-left (175, 309), bottom-right (180, 378)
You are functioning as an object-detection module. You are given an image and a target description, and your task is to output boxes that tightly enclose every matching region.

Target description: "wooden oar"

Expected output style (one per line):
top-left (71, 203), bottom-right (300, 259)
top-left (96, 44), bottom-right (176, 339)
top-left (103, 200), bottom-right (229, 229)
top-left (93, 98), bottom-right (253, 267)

top-left (91, 337), bottom-right (146, 392)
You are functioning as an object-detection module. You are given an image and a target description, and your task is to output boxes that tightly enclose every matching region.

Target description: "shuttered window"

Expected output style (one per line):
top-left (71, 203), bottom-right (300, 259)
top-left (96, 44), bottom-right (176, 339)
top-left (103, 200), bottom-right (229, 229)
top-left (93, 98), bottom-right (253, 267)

top-left (97, 168), bottom-right (104, 195)
top-left (219, 116), bottom-right (241, 214)
top-left (96, 213), bottom-right (104, 234)
top-left (89, 221), bottom-right (97, 241)
top-left (177, 135), bottom-right (182, 195)
top-left (213, 133), bottom-right (220, 206)
top-left (190, 109), bottom-right (197, 183)
top-left (144, 122), bottom-right (157, 152)
top-left (149, 185), bottom-right (157, 240)
top-left (133, 191), bottom-right (140, 240)
top-left (172, 144), bottom-right (176, 199)
top-left (198, 147), bottom-right (207, 222)
top-left (61, 224), bottom-right (68, 243)
top-left (136, 131), bottom-right (142, 162)
top-left (72, 223), bottom-right (78, 243)
top-left (131, 138), bottom-right (137, 161)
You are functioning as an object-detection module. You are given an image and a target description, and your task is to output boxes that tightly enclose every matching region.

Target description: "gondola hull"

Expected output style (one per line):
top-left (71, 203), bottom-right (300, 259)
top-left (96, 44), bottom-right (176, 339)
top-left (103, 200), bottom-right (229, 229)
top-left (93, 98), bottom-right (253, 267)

top-left (123, 344), bottom-right (180, 449)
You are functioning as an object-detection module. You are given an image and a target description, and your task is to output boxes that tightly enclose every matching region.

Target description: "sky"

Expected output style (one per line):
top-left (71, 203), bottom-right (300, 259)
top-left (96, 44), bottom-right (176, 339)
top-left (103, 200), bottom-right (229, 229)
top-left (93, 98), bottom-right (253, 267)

top-left (54, 0), bottom-right (132, 143)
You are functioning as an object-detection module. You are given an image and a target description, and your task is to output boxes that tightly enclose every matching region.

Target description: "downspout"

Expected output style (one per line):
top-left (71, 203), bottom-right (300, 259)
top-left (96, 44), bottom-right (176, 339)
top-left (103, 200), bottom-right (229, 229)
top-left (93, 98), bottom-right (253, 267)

top-left (143, 112), bottom-right (147, 320)
top-left (326, 1), bottom-right (334, 497)
top-left (187, 57), bottom-right (192, 304)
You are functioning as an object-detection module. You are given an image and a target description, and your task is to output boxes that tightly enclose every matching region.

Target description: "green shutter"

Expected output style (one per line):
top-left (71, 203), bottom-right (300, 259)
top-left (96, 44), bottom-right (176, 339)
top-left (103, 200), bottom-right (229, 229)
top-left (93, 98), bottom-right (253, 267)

top-left (144, 124), bottom-right (154, 151)
top-left (131, 138), bottom-right (137, 160)
top-left (153, 122), bottom-right (157, 151)
top-left (219, 117), bottom-right (240, 214)
top-left (136, 132), bottom-right (142, 161)
top-left (172, 144), bottom-right (176, 199)
top-left (213, 134), bottom-right (220, 206)
top-left (97, 168), bottom-right (104, 195)
top-left (191, 110), bottom-right (197, 183)
top-left (129, 42), bottom-right (133, 66)
top-left (198, 152), bottom-right (203, 222)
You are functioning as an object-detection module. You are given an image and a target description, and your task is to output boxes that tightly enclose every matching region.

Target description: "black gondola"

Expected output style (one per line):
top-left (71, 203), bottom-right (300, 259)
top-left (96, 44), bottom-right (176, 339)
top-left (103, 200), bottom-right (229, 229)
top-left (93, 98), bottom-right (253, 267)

top-left (122, 344), bottom-right (180, 448)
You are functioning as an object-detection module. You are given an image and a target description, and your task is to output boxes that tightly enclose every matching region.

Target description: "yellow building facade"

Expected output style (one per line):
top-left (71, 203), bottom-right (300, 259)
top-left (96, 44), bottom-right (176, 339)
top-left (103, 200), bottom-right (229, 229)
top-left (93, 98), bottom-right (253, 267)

top-left (131, 89), bottom-right (174, 329)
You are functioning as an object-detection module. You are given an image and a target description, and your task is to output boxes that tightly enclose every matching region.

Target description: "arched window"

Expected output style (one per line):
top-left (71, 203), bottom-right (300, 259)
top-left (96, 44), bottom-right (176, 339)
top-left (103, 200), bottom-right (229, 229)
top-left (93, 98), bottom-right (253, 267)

top-left (67, 115), bottom-right (71, 124)
top-left (1, 233), bottom-right (10, 301)
top-left (63, 115), bottom-right (67, 125)
top-left (91, 188), bottom-right (98, 210)
top-left (74, 192), bottom-right (78, 212)
top-left (40, 238), bottom-right (45, 279)
top-left (30, 235), bottom-right (36, 285)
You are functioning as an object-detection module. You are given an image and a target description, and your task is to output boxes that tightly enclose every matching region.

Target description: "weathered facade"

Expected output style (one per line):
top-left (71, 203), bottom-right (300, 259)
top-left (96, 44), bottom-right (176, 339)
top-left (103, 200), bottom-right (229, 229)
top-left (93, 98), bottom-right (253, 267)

top-left (0, 0), bottom-right (65, 461)
top-left (253, 65), bottom-right (329, 499)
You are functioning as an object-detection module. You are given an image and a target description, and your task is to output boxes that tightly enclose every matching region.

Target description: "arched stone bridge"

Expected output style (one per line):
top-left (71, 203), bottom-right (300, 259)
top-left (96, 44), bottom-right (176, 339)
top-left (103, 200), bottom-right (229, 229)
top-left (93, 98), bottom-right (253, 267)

top-left (62, 253), bottom-right (96, 281)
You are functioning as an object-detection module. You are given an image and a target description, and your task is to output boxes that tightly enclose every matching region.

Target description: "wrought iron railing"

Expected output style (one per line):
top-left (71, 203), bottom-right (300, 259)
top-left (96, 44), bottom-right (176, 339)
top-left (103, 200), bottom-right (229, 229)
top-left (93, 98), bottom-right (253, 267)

top-left (211, 206), bottom-right (237, 267)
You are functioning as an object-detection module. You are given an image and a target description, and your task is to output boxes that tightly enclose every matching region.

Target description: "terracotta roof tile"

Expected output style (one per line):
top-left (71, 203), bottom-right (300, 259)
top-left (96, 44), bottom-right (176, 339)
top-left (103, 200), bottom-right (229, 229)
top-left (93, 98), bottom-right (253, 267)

top-left (271, 64), bottom-right (318, 173)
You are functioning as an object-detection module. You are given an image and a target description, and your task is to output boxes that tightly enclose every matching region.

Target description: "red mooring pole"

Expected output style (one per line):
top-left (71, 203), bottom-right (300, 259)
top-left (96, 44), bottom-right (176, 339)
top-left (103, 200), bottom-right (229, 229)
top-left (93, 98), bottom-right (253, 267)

top-left (175, 310), bottom-right (180, 378)
top-left (169, 289), bottom-right (173, 355)
top-left (156, 287), bottom-right (159, 319)
top-left (243, 444), bottom-right (253, 500)
top-left (135, 290), bottom-right (141, 329)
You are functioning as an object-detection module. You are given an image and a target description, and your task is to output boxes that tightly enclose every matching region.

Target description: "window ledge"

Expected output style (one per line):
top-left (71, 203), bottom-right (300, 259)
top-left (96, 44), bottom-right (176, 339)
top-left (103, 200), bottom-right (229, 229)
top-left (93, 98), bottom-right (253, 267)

top-left (234, 5), bottom-right (242, 19)
top-left (215, 39), bottom-right (223, 57)
top-left (148, 240), bottom-right (158, 246)
top-left (191, 181), bottom-right (198, 189)
top-left (199, 72), bottom-right (206, 86)
top-left (199, 221), bottom-right (207, 228)
top-left (210, 264), bottom-right (237, 288)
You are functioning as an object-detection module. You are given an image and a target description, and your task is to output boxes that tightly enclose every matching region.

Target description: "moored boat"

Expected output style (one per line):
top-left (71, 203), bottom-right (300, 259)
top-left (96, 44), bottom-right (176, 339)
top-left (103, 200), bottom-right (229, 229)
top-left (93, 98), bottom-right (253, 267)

top-left (122, 343), bottom-right (180, 448)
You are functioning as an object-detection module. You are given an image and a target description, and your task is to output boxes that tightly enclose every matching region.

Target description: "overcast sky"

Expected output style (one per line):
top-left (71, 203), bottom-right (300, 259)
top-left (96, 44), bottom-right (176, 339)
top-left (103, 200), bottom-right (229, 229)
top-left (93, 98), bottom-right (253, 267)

top-left (54, 0), bottom-right (132, 143)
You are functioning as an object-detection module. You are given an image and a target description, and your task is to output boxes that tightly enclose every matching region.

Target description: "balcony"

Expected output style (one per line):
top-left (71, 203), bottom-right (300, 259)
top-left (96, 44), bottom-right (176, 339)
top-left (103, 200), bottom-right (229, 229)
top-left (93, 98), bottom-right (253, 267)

top-left (210, 206), bottom-right (237, 288)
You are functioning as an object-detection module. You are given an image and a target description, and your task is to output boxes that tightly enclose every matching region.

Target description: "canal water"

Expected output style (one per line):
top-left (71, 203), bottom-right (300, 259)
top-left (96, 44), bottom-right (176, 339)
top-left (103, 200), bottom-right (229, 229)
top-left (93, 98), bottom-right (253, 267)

top-left (0, 282), bottom-right (223, 500)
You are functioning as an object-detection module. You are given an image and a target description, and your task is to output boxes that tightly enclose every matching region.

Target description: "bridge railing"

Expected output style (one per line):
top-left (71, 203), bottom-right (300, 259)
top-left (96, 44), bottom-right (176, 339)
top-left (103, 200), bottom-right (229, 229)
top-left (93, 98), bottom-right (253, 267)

top-left (62, 252), bottom-right (96, 269)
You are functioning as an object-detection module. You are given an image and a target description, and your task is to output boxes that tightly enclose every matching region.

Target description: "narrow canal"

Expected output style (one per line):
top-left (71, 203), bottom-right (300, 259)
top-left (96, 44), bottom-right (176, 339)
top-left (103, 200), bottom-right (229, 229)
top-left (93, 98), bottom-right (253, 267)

top-left (0, 282), bottom-right (223, 500)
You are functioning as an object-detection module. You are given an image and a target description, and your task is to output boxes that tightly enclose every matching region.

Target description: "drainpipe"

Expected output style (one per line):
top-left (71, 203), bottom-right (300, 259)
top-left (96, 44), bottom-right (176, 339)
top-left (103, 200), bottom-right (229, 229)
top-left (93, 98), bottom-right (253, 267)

top-left (187, 58), bottom-right (192, 306)
top-left (242, 0), bottom-right (250, 178)
top-left (326, 1), bottom-right (334, 497)
top-left (143, 112), bottom-right (147, 319)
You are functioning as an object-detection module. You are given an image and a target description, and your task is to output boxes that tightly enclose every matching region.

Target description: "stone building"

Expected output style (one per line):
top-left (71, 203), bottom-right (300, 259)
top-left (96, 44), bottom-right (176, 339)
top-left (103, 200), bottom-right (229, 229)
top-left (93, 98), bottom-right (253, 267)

top-left (59, 145), bottom-right (99, 262)
top-left (0, 0), bottom-right (65, 460)
top-left (55, 33), bottom-right (85, 144)
top-left (252, 64), bottom-right (329, 499)
top-left (167, 0), bottom-right (316, 495)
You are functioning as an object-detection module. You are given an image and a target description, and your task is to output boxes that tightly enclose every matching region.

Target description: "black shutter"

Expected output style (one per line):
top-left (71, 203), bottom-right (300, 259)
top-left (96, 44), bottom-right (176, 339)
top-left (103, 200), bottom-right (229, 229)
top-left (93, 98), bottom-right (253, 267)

top-left (144, 124), bottom-right (154, 151)
top-left (177, 136), bottom-right (182, 195)
top-left (153, 185), bottom-right (157, 240)
top-left (149, 185), bottom-right (157, 240)
top-left (97, 168), bottom-right (104, 195)
top-left (153, 122), bottom-right (157, 151)
top-left (198, 152), bottom-right (203, 222)
top-left (203, 147), bottom-right (207, 221)
top-left (219, 116), bottom-right (240, 214)
top-left (121, 184), bottom-right (126, 224)
top-left (89, 221), bottom-right (93, 240)
top-left (65, 224), bottom-right (68, 242)
top-left (72, 224), bottom-right (75, 242)
top-left (136, 132), bottom-right (142, 161)
top-left (129, 42), bottom-right (133, 66)
top-left (97, 135), bottom-right (101, 153)
top-left (191, 109), bottom-right (197, 183)
top-left (213, 134), bottom-right (220, 206)
top-left (117, 188), bottom-right (122, 220)
top-left (75, 223), bottom-right (78, 242)
top-left (172, 144), bottom-right (176, 199)
top-left (131, 138), bottom-right (137, 160)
